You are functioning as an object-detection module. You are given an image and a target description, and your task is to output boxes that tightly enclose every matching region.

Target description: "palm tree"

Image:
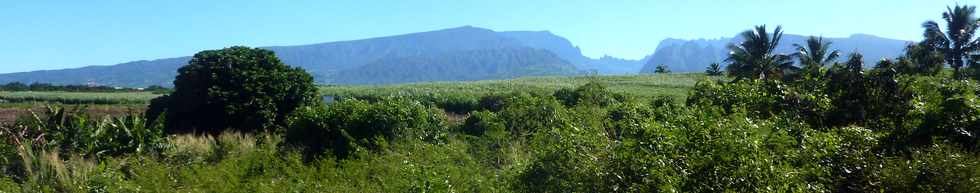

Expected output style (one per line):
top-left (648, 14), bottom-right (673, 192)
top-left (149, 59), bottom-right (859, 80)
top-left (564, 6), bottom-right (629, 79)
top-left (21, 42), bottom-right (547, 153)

top-left (922, 5), bottom-right (980, 79)
top-left (725, 25), bottom-right (795, 80)
top-left (792, 36), bottom-right (840, 76)
top-left (705, 63), bottom-right (723, 76)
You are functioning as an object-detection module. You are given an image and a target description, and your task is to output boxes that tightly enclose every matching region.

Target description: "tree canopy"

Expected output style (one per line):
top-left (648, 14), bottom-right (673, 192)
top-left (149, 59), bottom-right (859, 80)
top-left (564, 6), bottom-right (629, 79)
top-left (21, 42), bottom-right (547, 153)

top-left (147, 46), bottom-right (319, 134)
top-left (725, 25), bottom-right (796, 80)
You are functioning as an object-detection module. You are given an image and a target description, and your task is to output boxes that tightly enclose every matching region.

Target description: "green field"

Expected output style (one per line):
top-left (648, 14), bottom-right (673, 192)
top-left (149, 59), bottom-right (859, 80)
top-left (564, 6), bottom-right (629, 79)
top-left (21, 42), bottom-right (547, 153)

top-left (0, 91), bottom-right (161, 105)
top-left (0, 74), bottom-right (718, 107)
top-left (321, 73), bottom-right (724, 101)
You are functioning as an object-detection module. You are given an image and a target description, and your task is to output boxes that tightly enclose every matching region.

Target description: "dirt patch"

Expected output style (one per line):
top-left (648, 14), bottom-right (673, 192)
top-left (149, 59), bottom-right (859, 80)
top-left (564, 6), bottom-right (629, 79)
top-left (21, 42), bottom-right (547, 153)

top-left (444, 111), bottom-right (470, 125)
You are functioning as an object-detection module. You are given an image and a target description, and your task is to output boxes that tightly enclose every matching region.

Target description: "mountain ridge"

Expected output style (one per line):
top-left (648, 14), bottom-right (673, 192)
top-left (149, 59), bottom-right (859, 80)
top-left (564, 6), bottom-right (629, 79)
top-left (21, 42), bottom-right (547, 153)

top-left (641, 33), bottom-right (912, 73)
top-left (0, 26), bottom-right (913, 87)
top-left (0, 26), bottom-right (597, 87)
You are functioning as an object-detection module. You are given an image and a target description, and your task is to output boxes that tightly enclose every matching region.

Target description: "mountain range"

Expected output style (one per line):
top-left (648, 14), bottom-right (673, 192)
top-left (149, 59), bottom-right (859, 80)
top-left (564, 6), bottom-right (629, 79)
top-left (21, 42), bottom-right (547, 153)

top-left (0, 26), bottom-right (912, 87)
top-left (640, 34), bottom-right (912, 73)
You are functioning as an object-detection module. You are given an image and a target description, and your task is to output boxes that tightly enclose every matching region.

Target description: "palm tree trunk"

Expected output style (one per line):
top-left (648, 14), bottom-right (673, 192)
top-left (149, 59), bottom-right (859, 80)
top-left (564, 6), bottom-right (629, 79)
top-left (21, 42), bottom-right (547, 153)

top-left (953, 58), bottom-right (964, 79)
top-left (954, 67), bottom-right (962, 79)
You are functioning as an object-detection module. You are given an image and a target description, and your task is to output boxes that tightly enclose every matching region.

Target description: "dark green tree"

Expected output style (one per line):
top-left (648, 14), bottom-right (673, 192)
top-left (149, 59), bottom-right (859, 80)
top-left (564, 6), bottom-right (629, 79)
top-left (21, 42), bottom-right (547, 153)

top-left (792, 36), bottom-right (840, 77)
top-left (725, 25), bottom-right (796, 80)
top-left (654, 64), bottom-right (671, 74)
top-left (705, 63), bottom-right (723, 76)
top-left (147, 46), bottom-right (319, 134)
top-left (826, 53), bottom-right (869, 125)
top-left (922, 5), bottom-right (980, 79)
top-left (897, 43), bottom-right (946, 75)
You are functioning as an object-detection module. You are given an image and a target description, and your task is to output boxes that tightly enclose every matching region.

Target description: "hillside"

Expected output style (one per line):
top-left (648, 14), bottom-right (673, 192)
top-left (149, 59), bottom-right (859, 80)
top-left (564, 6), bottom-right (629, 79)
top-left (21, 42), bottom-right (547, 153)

top-left (500, 31), bottom-right (647, 74)
top-left (333, 48), bottom-right (577, 85)
top-left (641, 33), bottom-right (911, 73)
top-left (0, 26), bottom-right (912, 86)
top-left (0, 26), bottom-right (652, 87)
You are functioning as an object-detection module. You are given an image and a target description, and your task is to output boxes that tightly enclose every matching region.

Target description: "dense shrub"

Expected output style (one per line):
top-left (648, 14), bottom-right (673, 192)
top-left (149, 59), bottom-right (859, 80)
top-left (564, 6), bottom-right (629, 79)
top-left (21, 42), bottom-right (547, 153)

top-left (424, 93), bottom-right (480, 114)
top-left (498, 94), bottom-right (571, 136)
top-left (461, 111), bottom-right (515, 169)
top-left (147, 46), bottom-right (319, 134)
top-left (879, 143), bottom-right (980, 192)
top-left (461, 111), bottom-right (505, 136)
top-left (286, 98), bottom-right (447, 158)
top-left (911, 78), bottom-right (980, 149)
top-left (553, 81), bottom-right (621, 107)
top-left (477, 93), bottom-right (509, 112)
top-left (5, 106), bottom-right (163, 157)
top-left (515, 124), bottom-right (611, 192)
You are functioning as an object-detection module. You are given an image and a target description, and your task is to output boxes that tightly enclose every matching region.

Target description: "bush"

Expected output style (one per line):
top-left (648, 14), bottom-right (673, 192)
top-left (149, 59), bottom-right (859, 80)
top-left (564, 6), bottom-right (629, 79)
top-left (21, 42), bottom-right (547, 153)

top-left (5, 106), bottom-right (164, 158)
top-left (553, 81), bottom-right (620, 107)
top-left (461, 111), bottom-right (505, 137)
top-left (286, 98), bottom-right (447, 158)
top-left (880, 143), bottom-right (980, 192)
top-left (802, 126), bottom-right (885, 192)
top-left (425, 93), bottom-right (480, 114)
top-left (913, 79), bottom-right (980, 149)
top-left (498, 94), bottom-right (571, 136)
top-left (515, 125), bottom-right (611, 192)
top-left (477, 93), bottom-right (509, 112)
top-left (147, 46), bottom-right (319, 134)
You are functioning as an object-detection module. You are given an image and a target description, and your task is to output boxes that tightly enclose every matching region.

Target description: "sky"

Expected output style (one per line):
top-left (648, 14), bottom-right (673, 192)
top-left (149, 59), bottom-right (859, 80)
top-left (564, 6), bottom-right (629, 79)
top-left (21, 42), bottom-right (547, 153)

top-left (1, 0), bottom-right (977, 73)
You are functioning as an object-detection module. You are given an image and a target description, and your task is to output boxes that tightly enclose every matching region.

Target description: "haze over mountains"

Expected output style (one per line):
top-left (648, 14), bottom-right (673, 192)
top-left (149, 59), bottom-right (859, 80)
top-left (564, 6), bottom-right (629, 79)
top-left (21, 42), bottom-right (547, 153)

top-left (0, 26), bottom-right (911, 87)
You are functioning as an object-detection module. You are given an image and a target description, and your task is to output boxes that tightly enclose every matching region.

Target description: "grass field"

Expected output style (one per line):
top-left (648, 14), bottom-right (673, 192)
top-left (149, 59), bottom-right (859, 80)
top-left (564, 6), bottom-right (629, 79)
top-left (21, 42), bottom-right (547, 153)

top-left (320, 73), bottom-right (723, 101)
top-left (0, 91), bottom-right (161, 105)
top-left (0, 73), bottom-right (720, 107)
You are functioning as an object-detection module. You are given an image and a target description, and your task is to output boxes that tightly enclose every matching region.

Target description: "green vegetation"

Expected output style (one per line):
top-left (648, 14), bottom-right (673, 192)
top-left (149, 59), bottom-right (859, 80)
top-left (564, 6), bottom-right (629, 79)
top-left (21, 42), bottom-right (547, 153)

top-left (2, 73), bottom-right (977, 192)
top-left (1, 4), bottom-right (980, 193)
top-left (705, 62), bottom-right (723, 76)
top-left (922, 5), bottom-right (979, 79)
top-left (147, 46), bottom-right (319, 134)
top-left (0, 82), bottom-right (169, 93)
top-left (0, 91), bottom-right (160, 105)
top-left (321, 73), bottom-right (721, 109)
top-left (792, 36), bottom-right (840, 78)
top-left (726, 25), bottom-right (796, 80)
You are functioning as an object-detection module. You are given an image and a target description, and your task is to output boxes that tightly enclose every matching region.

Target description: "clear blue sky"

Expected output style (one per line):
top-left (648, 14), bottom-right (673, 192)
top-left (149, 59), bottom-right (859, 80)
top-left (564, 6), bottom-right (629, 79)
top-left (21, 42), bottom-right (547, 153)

top-left (1, 0), bottom-right (975, 73)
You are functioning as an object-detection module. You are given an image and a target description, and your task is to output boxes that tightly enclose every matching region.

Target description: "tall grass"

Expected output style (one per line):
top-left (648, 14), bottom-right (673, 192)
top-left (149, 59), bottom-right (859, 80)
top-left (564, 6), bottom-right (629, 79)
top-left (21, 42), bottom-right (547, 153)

top-left (0, 91), bottom-right (160, 105)
top-left (321, 73), bottom-right (724, 102)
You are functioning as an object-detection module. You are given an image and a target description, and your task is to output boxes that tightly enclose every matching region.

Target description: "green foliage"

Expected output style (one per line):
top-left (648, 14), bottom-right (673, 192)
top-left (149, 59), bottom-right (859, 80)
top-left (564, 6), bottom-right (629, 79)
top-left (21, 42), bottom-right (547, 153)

top-left (147, 46), bottom-right (319, 134)
top-left (879, 143), bottom-right (980, 192)
top-left (9, 10), bottom-right (980, 190)
top-left (921, 5), bottom-right (980, 79)
top-left (320, 73), bottom-right (727, 108)
top-left (553, 81), bottom-right (621, 107)
top-left (0, 91), bottom-right (159, 105)
top-left (286, 98), bottom-right (447, 158)
top-left (793, 36), bottom-right (841, 77)
top-left (498, 94), bottom-right (571, 136)
top-left (4, 106), bottom-right (163, 158)
top-left (726, 25), bottom-right (797, 80)
top-left (0, 82), bottom-right (151, 92)
top-left (705, 63), bottom-right (723, 76)
top-left (461, 111), bottom-right (515, 169)
top-left (898, 43), bottom-right (945, 76)
top-left (462, 111), bottom-right (505, 137)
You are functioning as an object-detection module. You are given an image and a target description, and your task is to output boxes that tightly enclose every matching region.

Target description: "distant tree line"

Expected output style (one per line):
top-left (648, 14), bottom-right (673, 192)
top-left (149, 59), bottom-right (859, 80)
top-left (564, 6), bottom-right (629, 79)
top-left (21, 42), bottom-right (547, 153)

top-left (0, 82), bottom-right (169, 92)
